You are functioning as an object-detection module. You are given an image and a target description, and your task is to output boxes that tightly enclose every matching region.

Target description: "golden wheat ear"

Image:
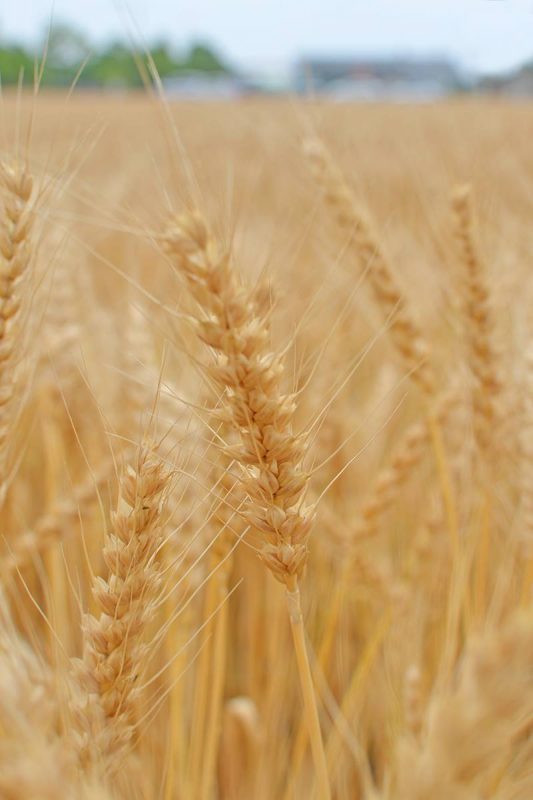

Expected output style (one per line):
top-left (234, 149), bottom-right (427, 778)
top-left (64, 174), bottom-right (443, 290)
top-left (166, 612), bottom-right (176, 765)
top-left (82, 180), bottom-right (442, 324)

top-left (163, 212), bottom-right (313, 586)
top-left (218, 697), bottom-right (262, 799)
top-left (163, 210), bottom-right (331, 799)
top-left (71, 440), bottom-right (173, 777)
top-left (451, 184), bottom-right (502, 460)
top-left (0, 160), bottom-right (41, 502)
top-left (0, 602), bottom-right (78, 798)
top-left (303, 137), bottom-right (436, 397)
top-left (393, 609), bottom-right (533, 799)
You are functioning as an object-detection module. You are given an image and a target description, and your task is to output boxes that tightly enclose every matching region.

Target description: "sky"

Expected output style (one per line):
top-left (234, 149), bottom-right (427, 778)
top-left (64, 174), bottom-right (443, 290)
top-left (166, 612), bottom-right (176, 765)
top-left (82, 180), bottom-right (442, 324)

top-left (1, 1), bottom-right (533, 75)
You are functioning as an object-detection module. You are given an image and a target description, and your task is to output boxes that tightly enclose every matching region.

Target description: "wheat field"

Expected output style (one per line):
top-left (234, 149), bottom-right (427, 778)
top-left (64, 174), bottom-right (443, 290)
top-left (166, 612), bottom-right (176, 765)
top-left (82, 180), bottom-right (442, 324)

top-left (0, 92), bottom-right (532, 799)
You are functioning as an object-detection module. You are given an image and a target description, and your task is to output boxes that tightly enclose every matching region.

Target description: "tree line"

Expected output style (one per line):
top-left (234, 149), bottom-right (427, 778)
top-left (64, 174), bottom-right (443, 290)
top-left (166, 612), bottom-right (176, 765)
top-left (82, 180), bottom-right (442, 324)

top-left (0, 23), bottom-right (230, 88)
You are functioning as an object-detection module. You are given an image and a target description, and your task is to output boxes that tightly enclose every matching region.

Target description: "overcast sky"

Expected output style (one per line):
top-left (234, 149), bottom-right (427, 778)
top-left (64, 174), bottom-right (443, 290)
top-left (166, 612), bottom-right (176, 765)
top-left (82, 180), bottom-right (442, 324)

top-left (1, 1), bottom-right (532, 74)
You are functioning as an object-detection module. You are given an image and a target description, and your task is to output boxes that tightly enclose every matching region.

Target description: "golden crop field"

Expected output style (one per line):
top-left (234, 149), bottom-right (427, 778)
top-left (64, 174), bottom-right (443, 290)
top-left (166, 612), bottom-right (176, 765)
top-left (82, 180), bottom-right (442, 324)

top-left (0, 93), bottom-right (532, 799)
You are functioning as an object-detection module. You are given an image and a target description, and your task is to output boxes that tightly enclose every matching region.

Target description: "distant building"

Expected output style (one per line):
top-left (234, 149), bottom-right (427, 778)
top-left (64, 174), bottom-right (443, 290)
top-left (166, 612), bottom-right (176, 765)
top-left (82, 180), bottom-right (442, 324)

top-left (162, 72), bottom-right (246, 99)
top-left (479, 62), bottom-right (533, 97)
top-left (294, 57), bottom-right (463, 100)
top-left (162, 69), bottom-right (292, 99)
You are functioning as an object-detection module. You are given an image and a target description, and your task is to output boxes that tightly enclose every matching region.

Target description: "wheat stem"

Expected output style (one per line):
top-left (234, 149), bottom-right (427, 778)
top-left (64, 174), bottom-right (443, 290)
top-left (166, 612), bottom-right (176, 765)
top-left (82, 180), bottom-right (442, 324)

top-left (200, 588), bottom-right (230, 800)
top-left (285, 560), bottom-right (349, 800)
top-left (286, 576), bottom-right (331, 800)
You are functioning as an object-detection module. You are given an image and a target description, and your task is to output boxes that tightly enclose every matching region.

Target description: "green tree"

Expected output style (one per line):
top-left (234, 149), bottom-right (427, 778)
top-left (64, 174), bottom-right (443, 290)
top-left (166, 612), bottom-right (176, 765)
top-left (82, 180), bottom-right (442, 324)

top-left (0, 25), bottom-right (231, 88)
top-left (185, 42), bottom-right (228, 73)
top-left (150, 41), bottom-right (180, 79)
top-left (83, 42), bottom-right (143, 88)
top-left (0, 45), bottom-right (34, 84)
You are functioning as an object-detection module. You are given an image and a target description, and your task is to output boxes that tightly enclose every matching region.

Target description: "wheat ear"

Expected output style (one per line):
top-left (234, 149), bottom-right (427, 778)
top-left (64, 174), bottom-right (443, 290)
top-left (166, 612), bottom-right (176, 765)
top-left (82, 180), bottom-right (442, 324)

top-left (520, 345), bottom-right (533, 601)
top-left (72, 442), bottom-right (172, 774)
top-left (394, 610), bottom-right (533, 799)
top-left (304, 138), bottom-right (435, 396)
top-left (0, 160), bottom-right (37, 500)
top-left (353, 391), bottom-right (457, 542)
top-left (305, 140), bottom-right (460, 552)
top-left (0, 455), bottom-right (120, 579)
top-left (452, 184), bottom-right (502, 620)
top-left (0, 611), bottom-right (76, 798)
top-left (218, 697), bottom-right (261, 800)
top-left (163, 211), bottom-right (331, 799)
top-left (452, 184), bottom-right (501, 458)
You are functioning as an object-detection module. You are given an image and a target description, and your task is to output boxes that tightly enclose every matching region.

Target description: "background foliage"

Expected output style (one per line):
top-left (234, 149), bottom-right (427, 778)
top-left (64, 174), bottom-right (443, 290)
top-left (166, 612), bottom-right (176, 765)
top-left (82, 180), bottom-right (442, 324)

top-left (0, 23), bottom-right (230, 87)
